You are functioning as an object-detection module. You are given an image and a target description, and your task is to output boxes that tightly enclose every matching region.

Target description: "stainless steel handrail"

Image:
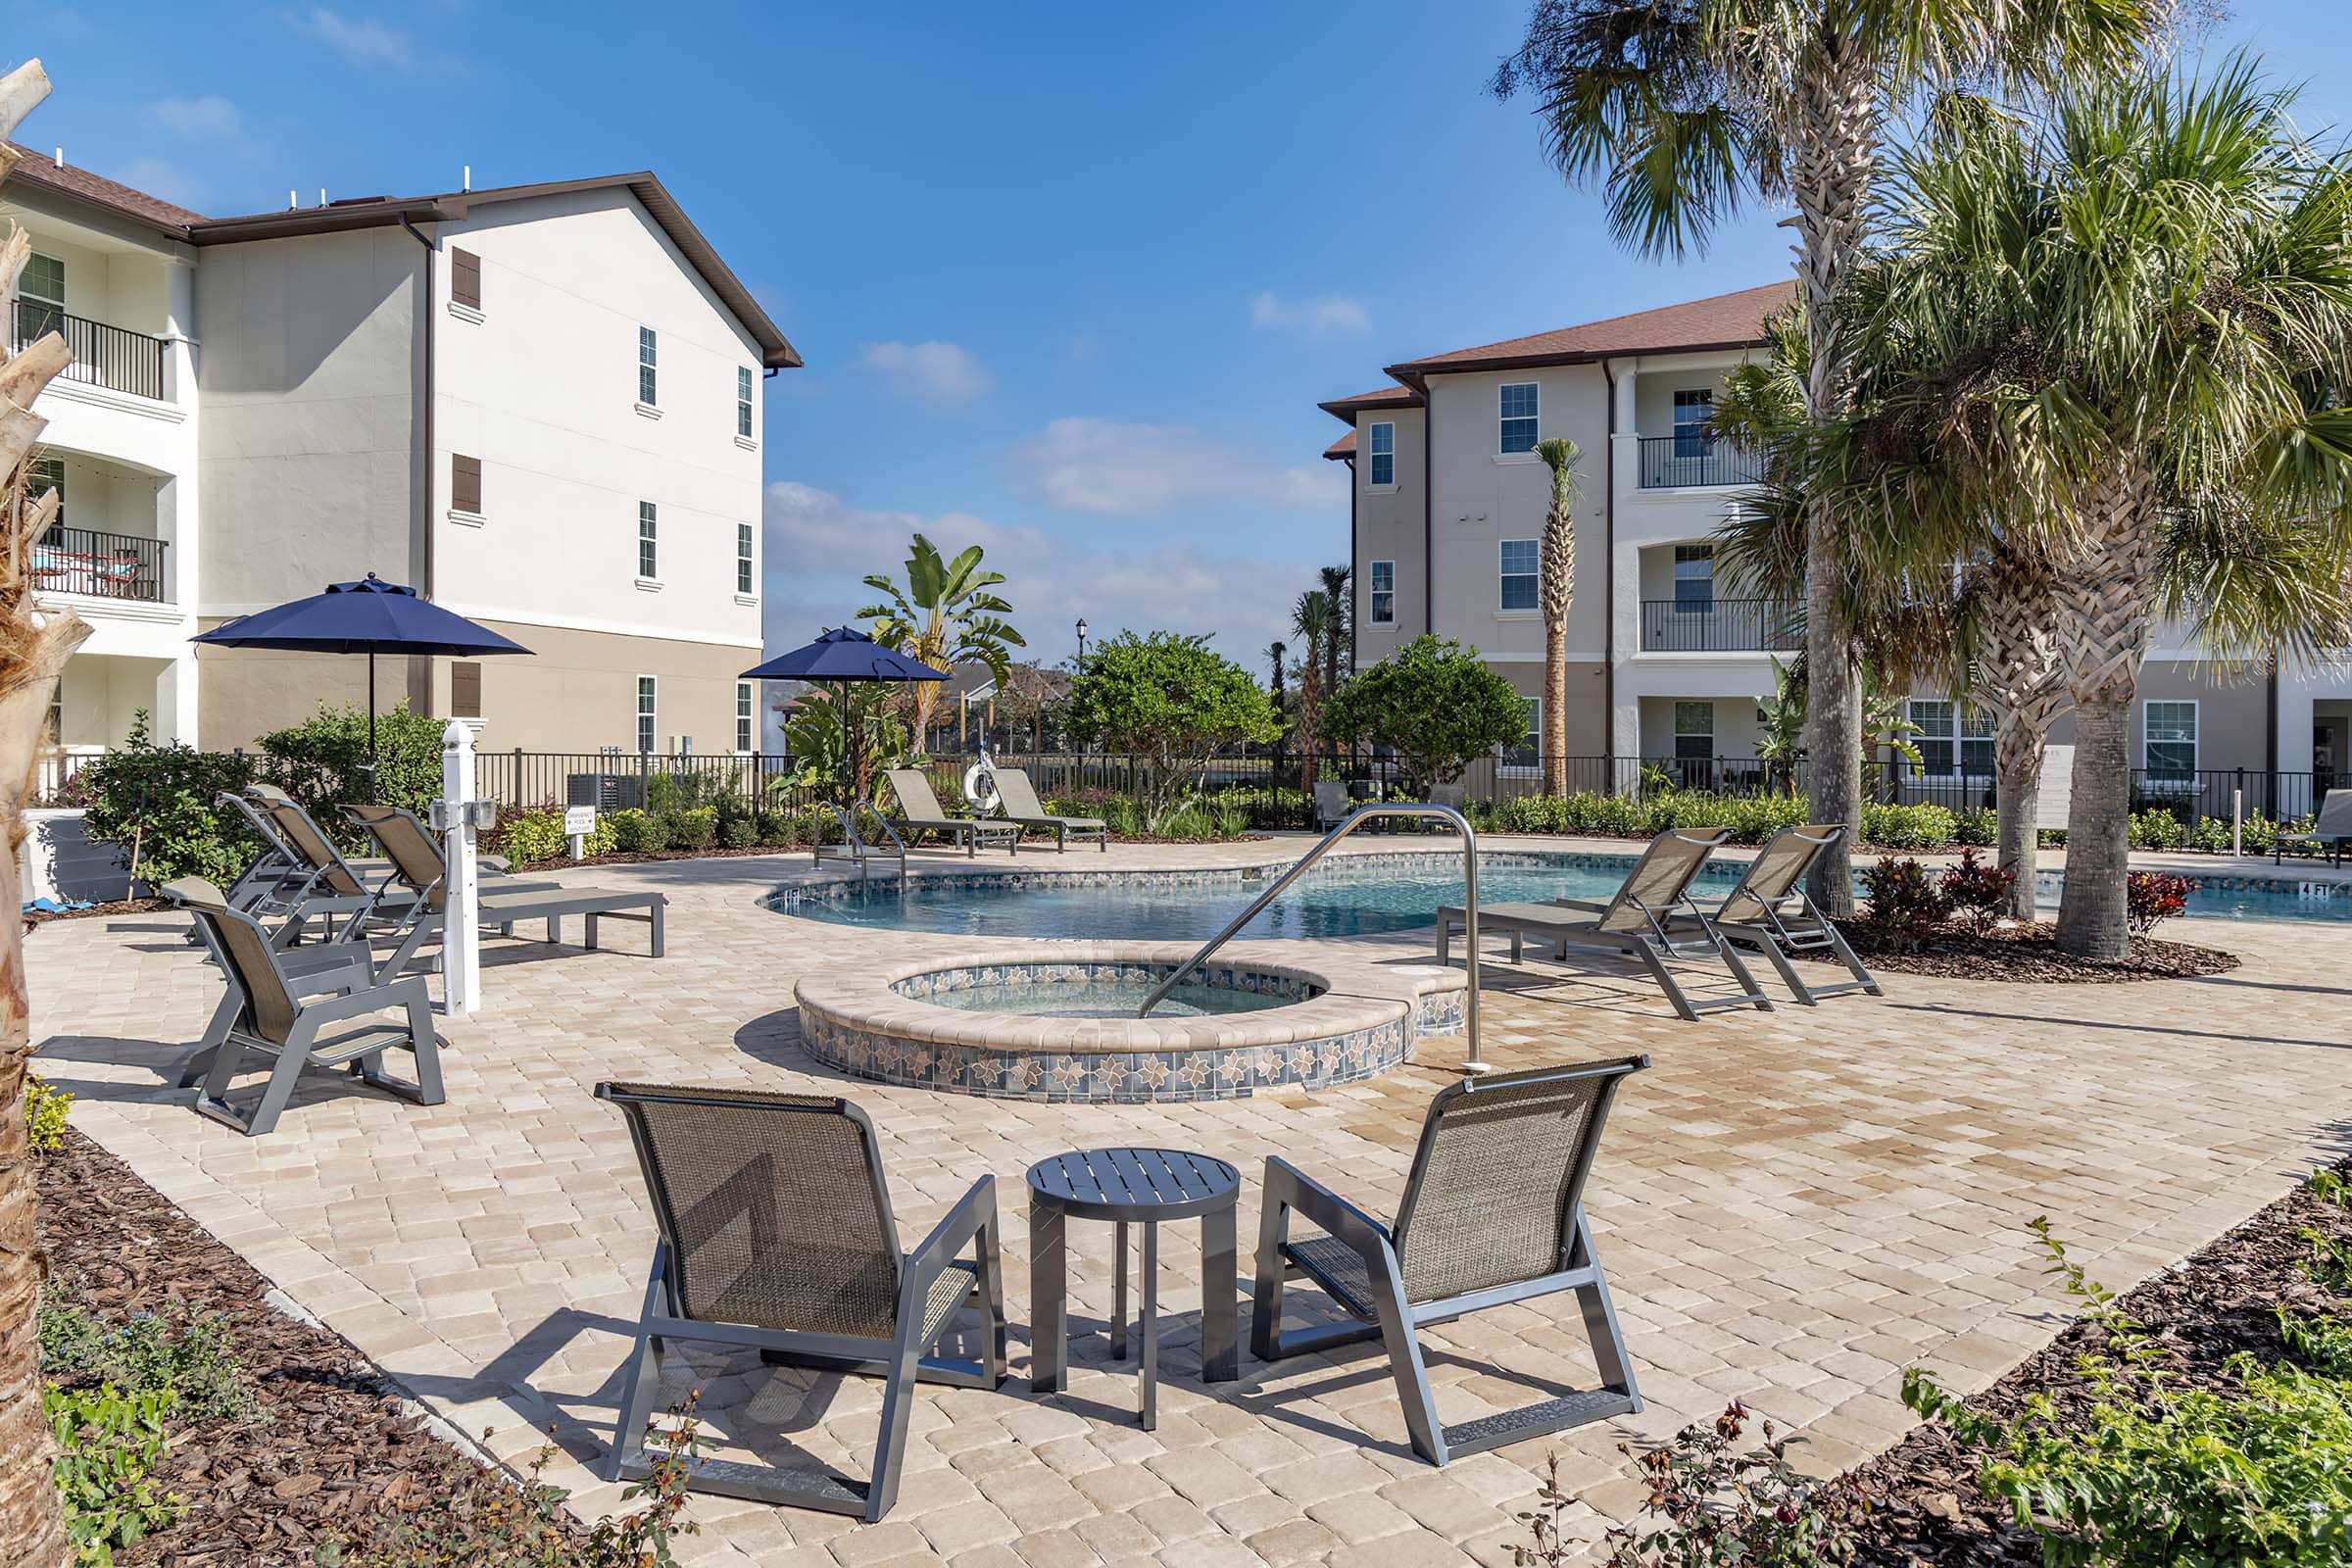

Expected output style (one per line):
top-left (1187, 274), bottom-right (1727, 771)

top-left (1136, 803), bottom-right (1488, 1074)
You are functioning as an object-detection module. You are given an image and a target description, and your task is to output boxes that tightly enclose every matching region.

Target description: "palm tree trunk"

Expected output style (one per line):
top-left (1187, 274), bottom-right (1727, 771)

top-left (1543, 620), bottom-right (1568, 798)
top-left (1993, 719), bottom-right (2046, 920)
top-left (2054, 459), bottom-right (2160, 958)
top-left (1789, 50), bottom-right (1877, 917)
top-left (1296, 662), bottom-right (1319, 798)
top-left (1979, 562), bottom-right (2067, 919)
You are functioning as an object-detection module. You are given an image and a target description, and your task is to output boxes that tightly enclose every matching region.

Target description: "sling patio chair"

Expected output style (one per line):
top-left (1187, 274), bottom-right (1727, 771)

top-left (883, 768), bottom-right (1019, 857)
top-left (240, 783), bottom-right (414, 944)
top-left (1312, 780), bottom-right (1351, 831)
top-left (1250, 1056), bottom-right (1649, 1467)
top-left (594, 1083), bottom-right (1006, 1521)
top-left (2278, 789), bottom-right (2352, 867)
top-left (163, 876), bottom-right (442, 1137)
top-left (1435, 827), bottom-right (1772, 1021)
top-left (343, 803), bottom-right (664, 979)
top-left (1668, 824), bottom-right (1882, 1006)
top-left (990, 767), bottom-right (1106, 852)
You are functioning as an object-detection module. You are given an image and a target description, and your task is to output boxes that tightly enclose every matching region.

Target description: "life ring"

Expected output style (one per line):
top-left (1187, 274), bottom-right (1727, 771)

top-left (963, 757), bottom-right (1002, 813)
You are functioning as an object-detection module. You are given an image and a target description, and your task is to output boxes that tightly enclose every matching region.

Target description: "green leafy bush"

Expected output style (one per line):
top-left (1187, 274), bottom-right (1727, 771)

top-left (718, 814), bottom-right (758, 850)
top-left (1952, 806), bottom-right (1998, 847)
top-left (494, 808), bottom-right (567, 867)
top-left (25, 1075), bottom-right (71, 1155)
top-left (1319, 635), bottom-right (1524, 796)
top-left (606, 810), bottom-right (663, 854)
top-left (2128, 808), bottom-right (2185, 852)
top-left (665, 807), bottom-right (717, 850)
top-left (41, 1292), bottom-right (254, 1427)
top-left (755, 808), bottom-right (821, 848)
top-left (1861, 802), bottom-right (1956, 849)
top-left (1862, 856), bottom-right (1949, 950)
top-left (258, 701), bottom-right (449, 828)
top-left (74, 712), bottom-right (259, 885)
top-left (47, 1383), bottom-right (179, 1565)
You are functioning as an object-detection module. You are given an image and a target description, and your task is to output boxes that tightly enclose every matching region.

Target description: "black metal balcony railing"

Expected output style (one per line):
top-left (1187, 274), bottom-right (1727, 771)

top-left (1636, 434), bottom-right (1764, 489)
top-left (12, 300), bottom-right (166, 401)
top-left (1639, 598), bottom-right (1801, 652)
top-left (31, 526), bottom-right (168, 603)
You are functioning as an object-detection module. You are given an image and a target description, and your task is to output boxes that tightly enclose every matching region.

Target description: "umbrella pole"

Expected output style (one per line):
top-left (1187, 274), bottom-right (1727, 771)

top-left (840, 679), bottom-right (853, 811)
top-left (368, 649), bottom-right (378, 804)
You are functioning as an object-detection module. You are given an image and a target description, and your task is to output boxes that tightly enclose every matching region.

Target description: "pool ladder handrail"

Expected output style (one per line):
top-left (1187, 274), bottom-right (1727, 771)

top-left (1135, 802), bottom-right (1489, 1074)
top-left (810, 801), bottom-right (906, 883)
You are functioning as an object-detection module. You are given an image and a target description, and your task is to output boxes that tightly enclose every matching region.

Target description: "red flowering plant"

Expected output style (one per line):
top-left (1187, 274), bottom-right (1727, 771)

top-left (2125, 870), bottom-right (2196, 937)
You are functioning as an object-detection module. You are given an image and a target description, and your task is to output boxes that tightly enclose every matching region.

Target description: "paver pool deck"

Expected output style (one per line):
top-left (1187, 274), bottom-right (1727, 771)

top-left (29, 832), bottom-right (2352, 1566)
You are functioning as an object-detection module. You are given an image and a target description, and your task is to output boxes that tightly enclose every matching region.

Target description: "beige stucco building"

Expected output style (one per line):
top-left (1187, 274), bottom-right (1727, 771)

top-left (4, 147), bottom-right (796, 763)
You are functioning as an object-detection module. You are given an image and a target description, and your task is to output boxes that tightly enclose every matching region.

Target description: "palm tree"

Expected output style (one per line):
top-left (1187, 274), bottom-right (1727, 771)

top-left (1490, 0), bottom-right (2156, 914)
top-left (1291, 592), bottom-right (1337, 795)
top-left (858, 533), bottom-right (1024, 755)
top-left (1534, 438), bottom-right (1582, 796)
top-left (1847, 59), bottom-right (2352, 956)
top-left (1316, 564), bottom-right (1351, 724)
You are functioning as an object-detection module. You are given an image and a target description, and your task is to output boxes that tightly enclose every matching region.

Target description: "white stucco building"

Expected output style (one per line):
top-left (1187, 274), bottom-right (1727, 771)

top-left (1, 146), bottom-right (797, 760)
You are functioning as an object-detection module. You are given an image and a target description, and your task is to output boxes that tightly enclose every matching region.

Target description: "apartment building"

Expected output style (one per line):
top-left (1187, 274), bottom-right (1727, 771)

top-left (1, 146), bottom-right (796, 760)
top-left (1320, 281), bottom-right (2352, 799)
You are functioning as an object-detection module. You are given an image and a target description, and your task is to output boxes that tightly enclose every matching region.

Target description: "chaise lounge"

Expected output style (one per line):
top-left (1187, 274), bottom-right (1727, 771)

top-left (1672, 824), bottom-right (1882, 1005)
top-left (883, 768), bottom-right (1019, 857)
top-left (990, 767), bottom-right (1106, 852)
top-left (2278, 789), bottom-right (2352, 867)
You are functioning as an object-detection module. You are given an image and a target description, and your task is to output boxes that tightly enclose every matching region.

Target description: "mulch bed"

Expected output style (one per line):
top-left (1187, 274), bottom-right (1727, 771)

top-left (37, 1127), bottom-right (573, 1565)
top-left (1813, 919), bottom-right (2239, 983)
top-left (23, 897), bottom-right (168, 929)
top-left (1850, 1152), bottom-right (2352, 1564)
top-left (513, 832), bottom-right (1269, 869)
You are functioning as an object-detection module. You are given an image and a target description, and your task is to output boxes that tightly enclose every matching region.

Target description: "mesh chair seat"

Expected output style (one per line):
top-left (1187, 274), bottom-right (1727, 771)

top-left (1281, 1234), bottom-right (1379, 1320)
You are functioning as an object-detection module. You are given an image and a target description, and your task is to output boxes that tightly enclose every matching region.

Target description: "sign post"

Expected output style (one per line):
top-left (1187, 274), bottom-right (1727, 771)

top-left (564, 804), bottom-right (597, 860)
top-left (439, 720), bottom-right (482, 1016)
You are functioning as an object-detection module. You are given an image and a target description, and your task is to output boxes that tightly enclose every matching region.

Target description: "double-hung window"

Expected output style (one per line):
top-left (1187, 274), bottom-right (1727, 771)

top-left (28, 458), bottom-right (63, 526)
top-left (736, 366), bottom-right (754, 438)
top-left (2145, 701), bottom-right (2198, 780)
top-left (1672, 388), bottom-right (1713, 458)
top-left (635, 677), bottom-right (657, 754)
top-left (1499, 539), bottom-right (1539, 611)
top-left (1498, 382), bottom-right (1539, 454)
top-left (21, 253), bottom-right (64, 338)
top-left (1503, 697), bottom-right (1541, 771)
top-left (1674, 701), bottom-right (1714, 762)
top-left (637, 502), bottom-right (659, 579)
top-left (735, 681), bottom-right (756, 754)
top-left (1909, 699), bottom-right (1995, 777)
top-left (1368, 560), bottom-right (1396, 625)
top-left (1673, 544), bottom-right (1714, 613)
top-left (1367, 420), bottom-right (1395, 486)
top-left (637, 326), bottom-right (659, 406)
top-left (736, 523), bottom-right (755, 595)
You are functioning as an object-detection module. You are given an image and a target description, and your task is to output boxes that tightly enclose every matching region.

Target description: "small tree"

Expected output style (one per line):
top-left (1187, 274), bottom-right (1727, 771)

top-left (1535, 437), bottom-right (1581, 796)
top-left (1291, 592), bottom-right (1337, 794)
top-left (1061, 631), bottom-right (1277, 827)
top-left (858, 533), bottom-right (1024, 754)
top-left (1322, 636), bottom-right (1527, 797)
top-left (258, 701), bottom-right (450, 825)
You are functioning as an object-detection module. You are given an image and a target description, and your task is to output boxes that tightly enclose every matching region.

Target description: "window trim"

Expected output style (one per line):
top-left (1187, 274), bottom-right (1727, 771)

top-left (2143, 698), bottom-right (2199, 779)
top-left (1671, 543), bottom-right (1714, 613)
top-left (1672, 699), bottom-right (1715, 763)
top-left (1497, 537), bottom-right (1539, 612)
top-left (637, 324), bottom-right (659, 407)
top-left (635, 675), bottom-right (658, 755)
top-left (637, 500), bottom-right (659, 582)
top-left (736, 365), bottom-right (755, 439)
top-left (1368, 559), bottom-right (1396, 626)
top-left (22, 252), bottom-right (64, 310)
top-left (1906, 696), bottom-right (1995, 780)
top-left (1501, 694), bottom-right (1543, 774)
top-left (1367, 420), bottom-right (1396, 489)
top-left (736, 521), bottom-right (755, 596)
top-left (735, 680), bottom-right (756, 755)
top-left (1497, 381), bottom-right (1539, 455)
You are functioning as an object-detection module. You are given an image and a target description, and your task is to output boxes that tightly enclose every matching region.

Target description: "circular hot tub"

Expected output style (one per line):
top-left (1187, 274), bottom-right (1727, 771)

top-left (794, 945), bottom-right (1463, 1102)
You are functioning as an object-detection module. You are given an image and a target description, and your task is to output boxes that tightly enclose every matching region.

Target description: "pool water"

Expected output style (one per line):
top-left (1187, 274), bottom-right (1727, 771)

top-left (917, 977), bottom-right (1295, 1017)
top-left (777, 851), bottom-right (2352, 939)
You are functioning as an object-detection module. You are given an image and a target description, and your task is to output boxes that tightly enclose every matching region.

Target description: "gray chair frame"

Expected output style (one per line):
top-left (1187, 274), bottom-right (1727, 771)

top-left (164, 877), bottom-right (442, 1137)
top-left (594, 1084), bottom-right (1006, 1522)
top-left (2278, 789), bottom-right (2352, 867)
top-left (810, 802), bottom-right (908, 880)
top-left (1437, 828), bottom-right (1771, 1021)
top-left (1250, 1056), bottom-right (1649, 1466)
top-left (1312, 781), bottom-right (1350, 832)
top-left (1678, 824), bottom-right (1882, 1005)
top-left (990, 767), bottom-right (1107, 852)
top-left (883, 768), bottom-right (1019, 857)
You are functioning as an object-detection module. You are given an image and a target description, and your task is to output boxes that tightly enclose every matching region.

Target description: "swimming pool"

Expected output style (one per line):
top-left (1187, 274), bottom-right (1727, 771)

top-left (769, 848), bottom-right (2352, 939)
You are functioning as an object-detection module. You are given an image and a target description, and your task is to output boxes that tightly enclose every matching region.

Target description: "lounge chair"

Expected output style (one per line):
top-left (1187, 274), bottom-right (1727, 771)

top-left (343, 803), bottom-right (665, 978)
top-left (811, 802), bottom-right (906, 881)
top-left (1250, 1056), bottom-right (1649, 1466)
top-left (991, 767), bottom-right (1106, 852)
top-left (1671, 825), bottom-right (1882, 1006)
top-left (883, 768), bottom-right (1018, 857)
top-left (163, 877), bottom-right (442, 1137)
top-left (594, 1084), bottom-right (1006, 1521)
top-left (2278, 789), bottom-right (2352, 867)
top-left (240, 783), bottom-right (413, 943)
top-left (1436, 826), bottom-right (1772, 1021)
top-left (1312, 781), bottom-right (1350, 832)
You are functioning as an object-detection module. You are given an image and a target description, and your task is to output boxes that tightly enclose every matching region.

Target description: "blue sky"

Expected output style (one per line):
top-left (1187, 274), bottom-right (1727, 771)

top-left (7, 1), bottom-right (2344, 668)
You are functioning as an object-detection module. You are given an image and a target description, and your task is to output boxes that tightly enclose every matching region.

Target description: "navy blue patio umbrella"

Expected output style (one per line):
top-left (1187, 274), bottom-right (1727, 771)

top-left (741, 625), bottom-right (948, 803)
top-left (193, 573), bottom-right (531, 794)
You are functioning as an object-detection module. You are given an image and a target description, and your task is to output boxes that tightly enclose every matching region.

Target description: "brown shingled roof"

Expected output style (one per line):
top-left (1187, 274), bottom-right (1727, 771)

top-left (1315, 383), bottom-right (1422, 423)
top-left (1323, 428), bottom-right (1356, 460)
top-left (1386, 280), bottom-right (1793, 383)
top-left (3, 142), bottom-right (206, 231)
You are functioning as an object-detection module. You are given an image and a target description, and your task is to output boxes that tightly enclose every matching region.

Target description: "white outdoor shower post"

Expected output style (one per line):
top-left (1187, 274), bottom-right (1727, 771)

top-left (440, 720), bottom-right (482, 1016)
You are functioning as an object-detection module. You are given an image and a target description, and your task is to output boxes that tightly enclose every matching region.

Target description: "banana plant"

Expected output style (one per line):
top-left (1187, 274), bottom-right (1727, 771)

top-left (858, 533), bottom-right (1024, 754)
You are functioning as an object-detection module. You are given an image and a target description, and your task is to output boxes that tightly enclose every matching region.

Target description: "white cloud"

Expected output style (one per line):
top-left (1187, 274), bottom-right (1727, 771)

top-left (1008, 416), bottom-right (1342, 516)
top-left (760, 481), bottom-right (1311, 664)
top-left (1250, 290), bottom-right (1371, 337)
top-left (288, 8), bottom-right (415, 68)
top-left (149, 95), bottom-right (243, 141)
top-left (858, 340), bottom-right (990, 405)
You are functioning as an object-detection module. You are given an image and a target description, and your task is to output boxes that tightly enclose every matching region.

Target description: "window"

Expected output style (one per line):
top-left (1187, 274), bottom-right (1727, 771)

top-left (1911, 699), bottom-right (1995, 777)
top-left (20, 253), bottom-right (62, 337)
top-left (1367, 420), bottom-right (1396, 487)
top-left (451, 454), bottom-right (481, 514)
top-left (637, 325), bottom-right (658, 406)
top-left (736, 681), bottom-right (756, 754)
top-left (2145, 700), bottom-right (2198, 779)
top-left (451, 662), bottom-right (482, 719)
top-left (450, 247), bottom-right (481, 310)
top-left (736, 366), bottom-right (754, 438)
top-left (1499, 539), bottom-right (1539, 612)
top-left (1673, 544), bottom-right (1714, 612)
top-left (637, 501), bottom-right (658, 579)
top-left (44, 679), bottom-right (60, 746)
top-left (1498, 382), bottom-right (1539, 454)
top-left (1672, 388), bottom-right (1713, 457)
top-left (636, 676), bottom-right (657, 754)
top-left (736, 522), bottom-right (755, 595)
top-left (1674, 701), bottom-right (1714, 762)
top-left (1503, 696), bottom-right (1541, 770)
top-left (1369, 560), bottom-right (1396, 625)
top-left (28, 458), bottom-right (63, 525)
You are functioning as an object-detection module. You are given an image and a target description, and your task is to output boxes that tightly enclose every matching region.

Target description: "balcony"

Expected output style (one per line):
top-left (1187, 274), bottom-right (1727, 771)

top-left (12, 300), bottom-right (166, 401)
top-left (32, 526), bottom-right (169, 604)
top-left (1640, 598), bottom-right (1799, 653)
top-left (1636, 434), bottom-right (1763, 490)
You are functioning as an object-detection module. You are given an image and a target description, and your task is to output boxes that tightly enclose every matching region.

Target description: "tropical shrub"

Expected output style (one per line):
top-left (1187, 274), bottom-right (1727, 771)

top-left (40, 1293), bottom-right (253, 1427)
top-left (24, 1075), bottom-right (70, 1155)
top-left (1062, 631), bottom-right (1278, 826)
top-left (1938, 847), bottom-right (2016, 935)
top-left (1320, 636), bottom-right (1526, 796)
top-left (1861, 857), bottom-right (1948, 950)
top-left (784, 684), bottom-right (914, 808)
top-left (666, 807), bottom-right (718, 851)
top-left (1952, 806), bottom-right (1997, 847)
top-left (74, 712), bottom-right (259, 886)
top-left (606, 809), bottom-right (666, 854)
top-left (1860, 802), bottom-right (1956, 850)
top-left (2125, 871), bottom-right (2196, 937)
top-left (494, 808), bottom-right (567, 867)
top-left (47, 1382), bottom-right (179, 1565)
top-left (2127, 807), bottom-right (2185, 852)
top-left (258, 701), bottom-right (449, 826)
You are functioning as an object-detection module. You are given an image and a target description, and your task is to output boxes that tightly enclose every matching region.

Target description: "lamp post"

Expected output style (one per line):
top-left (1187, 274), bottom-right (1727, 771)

top-left (1073, 617), bottom-right (1090, 792)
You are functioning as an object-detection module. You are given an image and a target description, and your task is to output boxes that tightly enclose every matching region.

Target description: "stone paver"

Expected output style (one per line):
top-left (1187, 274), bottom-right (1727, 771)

top-left (28, 832), bottom-right (2352, 1564)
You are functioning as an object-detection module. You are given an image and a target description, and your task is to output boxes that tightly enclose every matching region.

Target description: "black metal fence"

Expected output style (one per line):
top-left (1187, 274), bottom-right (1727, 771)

top-left (14, 300), bottom-right (166, 400)
top-left (1635, 434), bottom-right (1763, 489)
top-left (30, 526), bottom-right (169, 602)
top-left (1638, 598), bottom-right (1801, 653)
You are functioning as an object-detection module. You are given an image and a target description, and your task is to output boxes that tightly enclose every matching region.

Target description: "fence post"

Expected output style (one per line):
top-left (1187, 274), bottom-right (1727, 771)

top-left (638, 748), bottom-right (650, 811)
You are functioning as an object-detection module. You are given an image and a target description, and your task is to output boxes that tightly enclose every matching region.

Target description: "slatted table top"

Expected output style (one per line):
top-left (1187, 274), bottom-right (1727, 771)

top-left (1024, 1148), bottom-right (1240, 1222)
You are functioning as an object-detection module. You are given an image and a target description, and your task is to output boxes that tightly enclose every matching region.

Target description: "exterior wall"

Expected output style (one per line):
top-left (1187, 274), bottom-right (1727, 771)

top-left (427, 189), bottom-right (762, 665)
top-left (1500, 660), bottom-right (1609, 756)
top-left (425, 618), bottom-right (752, 757)
top-left (1637, 694), bottom-right (1761, 759)
top-left (1351, 407), bottom-right (1424, 667)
